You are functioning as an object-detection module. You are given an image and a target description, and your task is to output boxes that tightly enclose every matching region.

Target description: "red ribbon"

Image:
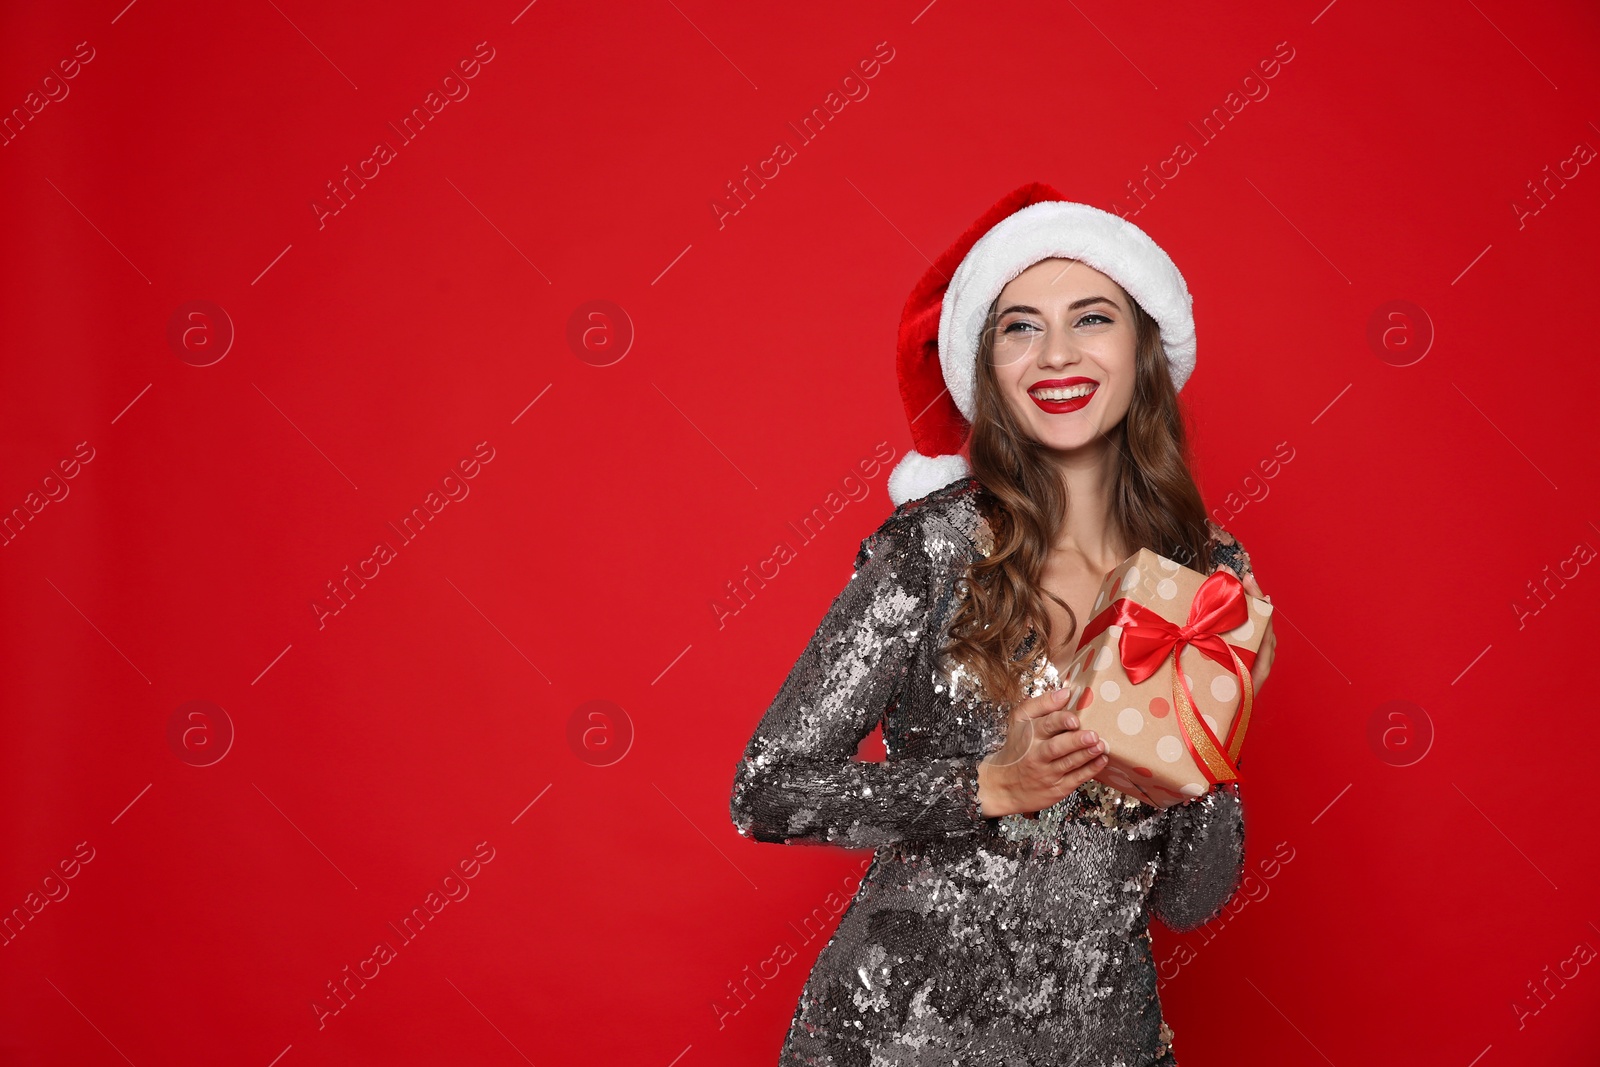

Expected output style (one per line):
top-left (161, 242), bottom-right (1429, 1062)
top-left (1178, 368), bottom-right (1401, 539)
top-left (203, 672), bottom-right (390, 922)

top-left (1077, 569), bottom-right (1258, 786)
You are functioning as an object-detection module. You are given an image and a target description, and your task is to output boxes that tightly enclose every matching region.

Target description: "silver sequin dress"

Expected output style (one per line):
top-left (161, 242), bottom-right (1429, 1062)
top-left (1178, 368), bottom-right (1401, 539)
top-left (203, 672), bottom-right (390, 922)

top-left (729, 476), bottom-right (1252, 1067)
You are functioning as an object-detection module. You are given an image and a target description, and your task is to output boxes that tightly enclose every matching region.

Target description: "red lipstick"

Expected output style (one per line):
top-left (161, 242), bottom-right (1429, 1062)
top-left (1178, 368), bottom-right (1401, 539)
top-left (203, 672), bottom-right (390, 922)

top-left (1027, 376), bottom-right (1098, 414)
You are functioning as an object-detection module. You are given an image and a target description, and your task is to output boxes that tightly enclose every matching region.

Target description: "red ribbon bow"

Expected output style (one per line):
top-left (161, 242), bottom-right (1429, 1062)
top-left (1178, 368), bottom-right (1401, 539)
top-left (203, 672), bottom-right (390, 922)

top-left (1077, 568), bottom-right (1258, 786)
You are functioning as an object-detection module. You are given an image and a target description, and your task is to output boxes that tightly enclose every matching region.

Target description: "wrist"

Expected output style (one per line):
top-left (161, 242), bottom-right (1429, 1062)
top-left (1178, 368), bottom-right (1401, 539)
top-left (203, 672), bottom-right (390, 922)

top-left (976, 758), bottom-right (1012, 819)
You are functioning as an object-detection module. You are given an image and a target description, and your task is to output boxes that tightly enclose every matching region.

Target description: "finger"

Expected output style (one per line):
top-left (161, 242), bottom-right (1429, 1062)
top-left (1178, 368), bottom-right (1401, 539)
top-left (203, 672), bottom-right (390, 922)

top-left (1034, 706), bottom-right (1080, 740)
top-left (1077, 749), bottom-right (1111, 777)
top-left (1019, 685), bottom-right (1073, 721)
top-left (1040, 757), bottom-right (1106, 809)
top-left (1056, 751), bottom-right (1110, 794)
top-left (1046, 728), bottom-right (1106, 767)
top-left (1252, 639), bottom-right (1275, 690)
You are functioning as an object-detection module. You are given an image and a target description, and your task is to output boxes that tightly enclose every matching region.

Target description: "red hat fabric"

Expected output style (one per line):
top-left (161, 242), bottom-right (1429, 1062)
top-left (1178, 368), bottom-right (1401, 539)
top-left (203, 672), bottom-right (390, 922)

top-left (887, 183), bottom-right (1067, 506)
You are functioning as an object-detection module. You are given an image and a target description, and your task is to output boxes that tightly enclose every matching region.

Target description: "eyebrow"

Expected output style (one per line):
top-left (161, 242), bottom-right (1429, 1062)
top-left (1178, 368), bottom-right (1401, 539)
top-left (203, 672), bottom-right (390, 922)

top-left (998, 296), bottom-right (1121, 316)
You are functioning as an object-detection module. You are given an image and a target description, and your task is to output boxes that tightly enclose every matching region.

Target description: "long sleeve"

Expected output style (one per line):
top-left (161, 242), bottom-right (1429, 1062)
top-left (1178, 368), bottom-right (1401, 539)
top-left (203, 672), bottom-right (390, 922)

top-left (1148, 779), bottom-right (1246, 932)
top-left (1148, 527), bottom-right (1256, 930)
top-left (1206, 523), bottom-right (1255, 772)
top-left (729, 512), bottom-right (1002, 849)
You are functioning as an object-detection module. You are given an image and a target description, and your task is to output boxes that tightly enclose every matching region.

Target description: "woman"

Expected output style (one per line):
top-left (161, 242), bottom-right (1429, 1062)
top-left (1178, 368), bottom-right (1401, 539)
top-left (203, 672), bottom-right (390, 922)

top-left (729, 186), bottom-right (1276, 1066)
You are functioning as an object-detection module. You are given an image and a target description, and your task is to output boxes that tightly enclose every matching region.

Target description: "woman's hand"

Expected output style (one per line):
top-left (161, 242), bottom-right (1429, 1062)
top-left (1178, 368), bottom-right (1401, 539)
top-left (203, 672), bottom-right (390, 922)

top-left (976, 686), bottom-right (1108, 818)
top-left (1241, 570), bottom-right (1276, 695)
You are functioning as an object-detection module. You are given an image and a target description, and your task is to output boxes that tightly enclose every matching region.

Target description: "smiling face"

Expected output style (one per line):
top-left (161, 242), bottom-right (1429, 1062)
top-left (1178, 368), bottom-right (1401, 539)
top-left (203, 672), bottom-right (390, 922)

top-left (985, 257), bottom-right (1139, 454)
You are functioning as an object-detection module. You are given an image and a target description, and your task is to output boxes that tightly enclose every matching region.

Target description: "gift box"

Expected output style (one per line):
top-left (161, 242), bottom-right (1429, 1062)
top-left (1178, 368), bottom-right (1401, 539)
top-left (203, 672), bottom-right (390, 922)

top-left (1057, 547), bottom-right (1270, 809)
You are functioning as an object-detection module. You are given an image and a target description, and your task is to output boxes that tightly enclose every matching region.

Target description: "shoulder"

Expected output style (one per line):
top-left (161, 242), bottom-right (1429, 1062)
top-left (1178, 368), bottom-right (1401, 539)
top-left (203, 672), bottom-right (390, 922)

top-left (855, 476), bottom-right (985, 570)
top-left (1204, 518), bottom-right (1254, 579)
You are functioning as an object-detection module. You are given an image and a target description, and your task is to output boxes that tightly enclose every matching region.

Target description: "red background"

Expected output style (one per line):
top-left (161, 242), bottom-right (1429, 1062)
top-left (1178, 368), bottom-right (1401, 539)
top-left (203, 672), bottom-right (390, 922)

top-left (3, 1), bottom-right (1598, 1064)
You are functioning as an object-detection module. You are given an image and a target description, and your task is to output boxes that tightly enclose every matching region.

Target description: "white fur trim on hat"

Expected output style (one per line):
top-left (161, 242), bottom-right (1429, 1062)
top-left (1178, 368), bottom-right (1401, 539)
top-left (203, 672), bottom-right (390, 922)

top-left (887, 450), bottom-right (971, 507)
top-left (936, 201), bottom-right (1196, 420)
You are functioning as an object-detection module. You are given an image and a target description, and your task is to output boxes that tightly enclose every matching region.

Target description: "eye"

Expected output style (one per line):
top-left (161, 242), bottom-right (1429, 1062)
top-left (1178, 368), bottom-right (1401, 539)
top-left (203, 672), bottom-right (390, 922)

top-left (1078, 313), bottom-right (1113, 326)
top-left (1002, 321), bottom-right (1040, 334)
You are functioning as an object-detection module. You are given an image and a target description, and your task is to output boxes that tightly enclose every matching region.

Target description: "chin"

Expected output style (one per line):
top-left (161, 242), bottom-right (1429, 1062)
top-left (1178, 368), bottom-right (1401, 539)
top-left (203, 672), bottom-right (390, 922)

top-left (1027, 425), bottom-right (1095, 452)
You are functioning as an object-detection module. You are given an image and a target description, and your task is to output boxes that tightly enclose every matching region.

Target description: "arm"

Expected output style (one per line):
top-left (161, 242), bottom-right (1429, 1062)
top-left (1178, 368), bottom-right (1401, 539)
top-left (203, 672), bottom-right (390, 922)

top-left (729, 512), bottom-right (1002, 849)
top-left (1206, 523), bottom-right (1257, 769)
top-left (1148, 781), bottom-right (1246, 932)
top-left (1149, 525), bottom-right (1255, 929)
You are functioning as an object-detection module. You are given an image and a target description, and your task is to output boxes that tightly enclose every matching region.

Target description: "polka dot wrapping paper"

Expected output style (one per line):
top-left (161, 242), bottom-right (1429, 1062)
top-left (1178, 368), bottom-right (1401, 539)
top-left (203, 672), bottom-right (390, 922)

top-left (1060, 547), bottom-right (1272, 809)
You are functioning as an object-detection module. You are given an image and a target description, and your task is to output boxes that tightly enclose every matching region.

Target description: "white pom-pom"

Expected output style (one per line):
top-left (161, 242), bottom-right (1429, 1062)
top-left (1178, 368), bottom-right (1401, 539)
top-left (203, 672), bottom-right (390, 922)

top-left (887, 451), bottom-right (971, 506)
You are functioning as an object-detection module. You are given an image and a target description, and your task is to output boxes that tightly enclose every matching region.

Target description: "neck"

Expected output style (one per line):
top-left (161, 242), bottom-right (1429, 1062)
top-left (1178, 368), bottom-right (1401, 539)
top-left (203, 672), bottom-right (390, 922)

top-left (1043, 436), bottom-right (1125, 566)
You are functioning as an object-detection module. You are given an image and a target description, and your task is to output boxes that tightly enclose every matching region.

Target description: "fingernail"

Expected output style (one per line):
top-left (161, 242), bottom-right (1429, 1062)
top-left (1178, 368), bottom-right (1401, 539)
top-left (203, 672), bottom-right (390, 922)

top-left (1083, 731), bottom-right (1097, 744)
top-left (1064, 715), bottom-right (1078, 729)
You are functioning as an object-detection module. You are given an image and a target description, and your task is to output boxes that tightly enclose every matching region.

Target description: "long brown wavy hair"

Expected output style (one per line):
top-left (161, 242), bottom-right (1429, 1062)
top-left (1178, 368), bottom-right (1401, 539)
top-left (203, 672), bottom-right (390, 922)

top-left (940, 278), bottom-right (1215, 706)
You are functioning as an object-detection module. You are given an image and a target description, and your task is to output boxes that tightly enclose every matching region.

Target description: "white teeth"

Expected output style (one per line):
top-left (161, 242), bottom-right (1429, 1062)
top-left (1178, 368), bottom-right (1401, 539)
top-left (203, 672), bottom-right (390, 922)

top-left (1030, 384), bottom-right (1095, 401)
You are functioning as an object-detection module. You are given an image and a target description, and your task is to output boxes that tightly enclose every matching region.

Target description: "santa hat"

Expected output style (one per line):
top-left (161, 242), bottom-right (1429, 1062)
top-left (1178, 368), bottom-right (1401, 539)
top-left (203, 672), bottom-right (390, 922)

top-left (886, 183), bottom-right (1198, 506)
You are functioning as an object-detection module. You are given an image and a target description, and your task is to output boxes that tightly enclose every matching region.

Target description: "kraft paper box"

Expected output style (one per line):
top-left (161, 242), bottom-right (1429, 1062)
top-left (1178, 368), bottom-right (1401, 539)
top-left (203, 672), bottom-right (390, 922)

top-left (1056, 546), bottom-right (1270, 809)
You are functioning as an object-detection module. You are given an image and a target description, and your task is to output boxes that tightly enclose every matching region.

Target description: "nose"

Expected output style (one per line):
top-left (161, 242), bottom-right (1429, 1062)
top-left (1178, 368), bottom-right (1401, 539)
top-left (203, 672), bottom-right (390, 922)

top-left (1037, 324), bottom-right (1081, 368)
